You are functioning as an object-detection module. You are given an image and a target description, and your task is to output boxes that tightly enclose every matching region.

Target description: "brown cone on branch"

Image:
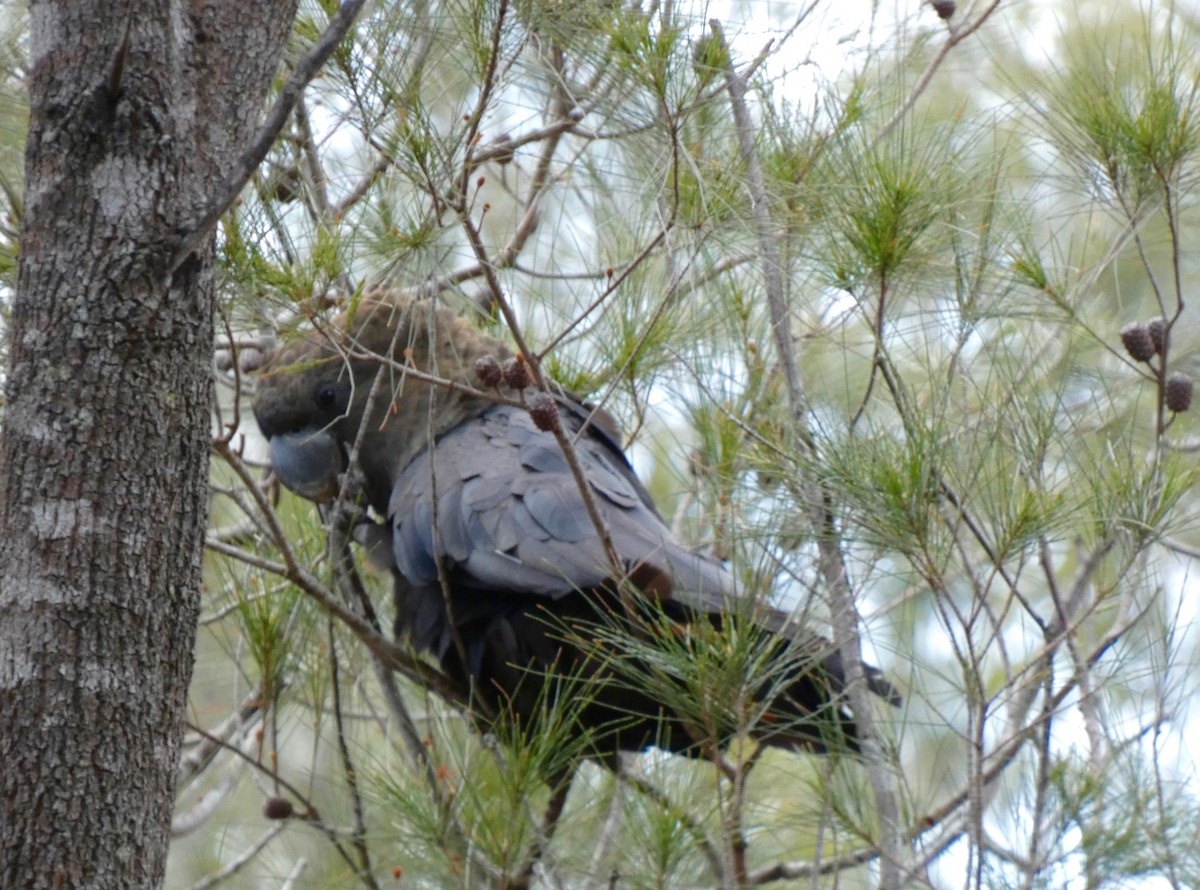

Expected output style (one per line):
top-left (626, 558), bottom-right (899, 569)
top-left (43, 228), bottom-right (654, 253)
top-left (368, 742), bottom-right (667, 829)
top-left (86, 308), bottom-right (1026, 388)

top-left (474, 354), bottom-right (503, 388)
top-left (1148, 317), bottom-right (1167, 355)
top-left (1121, 323), bottom-right (1156, 362)
top-left (528, 391), bottom-right (561, 432)
top-left (263, 797), bottom-right (293, 820)
top-left (1166, 373), bottom-right (1193, 413)
top-left (502, 355), bottom-right (531, 391)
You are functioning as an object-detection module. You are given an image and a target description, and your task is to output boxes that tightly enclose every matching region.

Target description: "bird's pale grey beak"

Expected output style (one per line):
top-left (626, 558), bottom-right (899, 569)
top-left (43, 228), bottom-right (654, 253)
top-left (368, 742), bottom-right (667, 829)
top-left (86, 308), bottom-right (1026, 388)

top-left (268, 428), bottom-right (344, 502)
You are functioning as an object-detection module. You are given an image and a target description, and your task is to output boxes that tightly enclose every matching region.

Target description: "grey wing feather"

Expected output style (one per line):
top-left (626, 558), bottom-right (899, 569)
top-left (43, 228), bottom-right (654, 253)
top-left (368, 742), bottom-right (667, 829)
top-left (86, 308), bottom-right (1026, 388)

top-left (522, 481), bottom-right (595, 543)
top-left (518, 439), bottom-right (570, 475)
top-left (395, 500), bottom-right (438, 583)
top-left (388, 404), bottom-right (735, 635)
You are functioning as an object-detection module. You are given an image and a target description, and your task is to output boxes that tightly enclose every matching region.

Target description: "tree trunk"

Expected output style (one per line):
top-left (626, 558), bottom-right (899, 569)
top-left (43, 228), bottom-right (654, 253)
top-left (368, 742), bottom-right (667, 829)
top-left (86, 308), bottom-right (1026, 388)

top-left (0, 3), bottom-right (299, 887)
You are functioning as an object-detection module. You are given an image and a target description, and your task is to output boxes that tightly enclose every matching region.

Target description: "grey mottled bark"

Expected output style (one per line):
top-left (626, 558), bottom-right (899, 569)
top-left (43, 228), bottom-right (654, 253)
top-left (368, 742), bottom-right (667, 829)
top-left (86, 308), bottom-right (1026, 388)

top-left (0, 3), bottom-right (299, 887)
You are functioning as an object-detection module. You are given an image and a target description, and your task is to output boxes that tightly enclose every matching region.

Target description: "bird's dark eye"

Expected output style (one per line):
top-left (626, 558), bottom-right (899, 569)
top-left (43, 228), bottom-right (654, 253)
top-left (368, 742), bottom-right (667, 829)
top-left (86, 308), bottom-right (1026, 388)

top-left (313, 382), bottom-right (347, 412)
top-left (315, 386), bottom-right (337, 408)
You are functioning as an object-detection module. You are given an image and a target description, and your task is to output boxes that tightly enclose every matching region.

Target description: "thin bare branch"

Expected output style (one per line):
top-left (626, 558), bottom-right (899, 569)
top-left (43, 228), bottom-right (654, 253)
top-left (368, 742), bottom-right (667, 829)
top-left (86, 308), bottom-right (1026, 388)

top-left (169, 0), bottom-right (370, 272)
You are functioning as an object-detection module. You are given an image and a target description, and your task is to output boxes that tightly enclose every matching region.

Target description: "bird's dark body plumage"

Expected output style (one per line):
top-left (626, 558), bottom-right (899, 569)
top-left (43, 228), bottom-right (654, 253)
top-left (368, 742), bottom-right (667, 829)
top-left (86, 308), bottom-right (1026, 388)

top-left (253, 295), bottom-right (896, 759)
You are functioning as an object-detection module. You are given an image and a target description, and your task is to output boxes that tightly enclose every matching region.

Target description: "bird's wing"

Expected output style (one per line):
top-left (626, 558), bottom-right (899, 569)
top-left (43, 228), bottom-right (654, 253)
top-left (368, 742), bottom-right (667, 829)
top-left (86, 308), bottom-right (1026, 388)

top-left (386, 404), bottom-right (734, 645)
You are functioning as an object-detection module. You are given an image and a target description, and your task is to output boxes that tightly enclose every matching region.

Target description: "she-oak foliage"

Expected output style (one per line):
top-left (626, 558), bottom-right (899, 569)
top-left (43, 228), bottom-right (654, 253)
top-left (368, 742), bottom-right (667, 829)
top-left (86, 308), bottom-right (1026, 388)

top-left (0, 0), bottom-right (1184, 887)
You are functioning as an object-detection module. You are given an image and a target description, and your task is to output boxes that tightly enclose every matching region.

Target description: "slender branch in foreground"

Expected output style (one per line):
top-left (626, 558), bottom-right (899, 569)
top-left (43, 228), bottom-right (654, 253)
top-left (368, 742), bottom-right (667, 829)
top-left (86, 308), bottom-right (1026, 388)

top-left (869, 0), bottom-right (1003, 148)
top-left (712, 16), bottom-right (904, 888)
top-left (183, 721), bottom-right (368, 883)
top-left (326, 622), bottom-right (381, 890)
top-left (455, 203), bottom-right (627, 583)
top-left (749, 606), bottom-right (1142, 886)
top-left (326, 519), bottom-right (438, 778)
top-left (177, 685), bottom-right (269, 787)
top-left (210, 440), bottom-right (469, 708)
top-left (168, 0), bottom-right (370, 273)
top-left (183, 825), bottom-right (286, 890)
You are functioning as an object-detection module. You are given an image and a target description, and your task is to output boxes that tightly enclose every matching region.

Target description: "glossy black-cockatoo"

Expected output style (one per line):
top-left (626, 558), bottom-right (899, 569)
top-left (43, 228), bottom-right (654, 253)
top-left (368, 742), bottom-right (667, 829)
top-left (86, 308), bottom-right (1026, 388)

top-left (252, 295), bottom-right (896, 759)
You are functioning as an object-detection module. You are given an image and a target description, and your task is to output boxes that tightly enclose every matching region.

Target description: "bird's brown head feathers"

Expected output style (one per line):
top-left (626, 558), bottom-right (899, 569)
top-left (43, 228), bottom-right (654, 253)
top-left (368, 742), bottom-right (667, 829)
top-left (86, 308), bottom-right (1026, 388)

top-left (253, 293), bottom-right (512, 512)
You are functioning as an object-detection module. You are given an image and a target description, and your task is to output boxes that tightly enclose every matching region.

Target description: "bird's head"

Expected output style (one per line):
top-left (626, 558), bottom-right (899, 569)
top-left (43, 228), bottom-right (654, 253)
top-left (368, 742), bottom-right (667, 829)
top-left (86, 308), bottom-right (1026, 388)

top-left (252, 294), bottom-right (510, 512)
